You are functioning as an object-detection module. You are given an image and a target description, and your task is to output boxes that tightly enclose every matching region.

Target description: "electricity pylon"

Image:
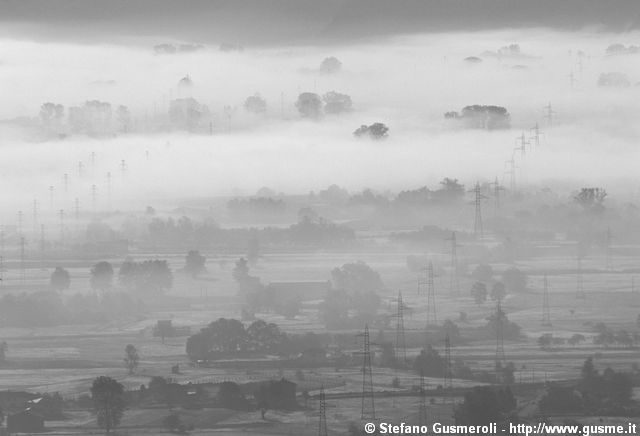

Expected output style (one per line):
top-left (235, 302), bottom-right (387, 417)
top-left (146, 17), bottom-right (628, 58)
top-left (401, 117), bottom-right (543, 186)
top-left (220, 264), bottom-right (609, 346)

top-left (470, 182), bottom-right (487, 238)
top-left (357, 325), bottom-right (375, 420)
top-left (515, 132), bottom-right (529, 157)
top-left (419, 262), bottom-right (437, 327)
top-left (417, 370), bottom-right (428, 427)
top-left (444, 333), bottom-right (453, 390)
top-left (491, 177), bottom-right (505, 217)
top-left (91, 184), bottom-right (97, 212)
top-left (542, 275), bottom-right (551, 327)
top-left (504, 153), bottom-right (517, 192)
top-left (446, 232), bottom-right (460, 296)
top-left (20, 237), bottom-right (26, 287)
top-left (544, 102), bottom-right (556, 127)
top-left (495, 301), bottom-right (505, 366)
top-left (318, 385), bottom-right (328, 436)
top-left (59, 209), bottom-right (65, 243)
top-left (393, 292), bottom-right (407, 366)
top-left (605, 227), bottom-right (612, 270)
top-left (107, 172), bottom-right (112, 211)
top-left (576, 256), bottom-right (586, 300)
top-left (32, 199), bottom-right (38, 235)
top-left (530, 122), bottom-right (542, 148)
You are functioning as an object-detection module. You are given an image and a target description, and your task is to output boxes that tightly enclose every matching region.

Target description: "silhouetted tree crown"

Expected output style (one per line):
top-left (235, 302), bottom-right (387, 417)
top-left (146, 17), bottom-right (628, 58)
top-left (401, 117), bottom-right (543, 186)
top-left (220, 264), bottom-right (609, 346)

top-left (90, 261), bottom-right (114, 292)
top-left (91, 376), bottom-right (125, 433)
top-left (50, 267), bottom-right (71, 292)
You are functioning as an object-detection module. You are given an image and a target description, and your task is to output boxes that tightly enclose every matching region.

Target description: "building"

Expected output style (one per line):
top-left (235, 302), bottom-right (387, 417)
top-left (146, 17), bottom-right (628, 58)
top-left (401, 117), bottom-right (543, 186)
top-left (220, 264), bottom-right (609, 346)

top-left (254, 379), bottom-right (297, 410)
top-left (265, 281), bottom-right (331, 304)
top-left (7, 409), bottom-right (45, 433)
top-left (153, 320), bottom-right (191, 340)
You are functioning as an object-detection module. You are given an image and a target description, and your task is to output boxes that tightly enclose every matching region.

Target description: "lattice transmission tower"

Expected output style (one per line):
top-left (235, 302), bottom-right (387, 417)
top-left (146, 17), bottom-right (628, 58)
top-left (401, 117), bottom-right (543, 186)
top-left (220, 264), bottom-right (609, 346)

top-left (357, 325), bottom-right (375, 420)
top-left (418, 262), bottom-right (437, 327)
top-left (576, 256), bottom-right (586, 300)
top-left (447, 232), bottom-right (460, 296)
top-left (318, 385), bottom-right (327, 436)
top-left (541, 275), bottom-right (551, 327)
top-left (417, 370), bottom-right (428, 427)
top-left (393, 291), bottom-right (407, 366)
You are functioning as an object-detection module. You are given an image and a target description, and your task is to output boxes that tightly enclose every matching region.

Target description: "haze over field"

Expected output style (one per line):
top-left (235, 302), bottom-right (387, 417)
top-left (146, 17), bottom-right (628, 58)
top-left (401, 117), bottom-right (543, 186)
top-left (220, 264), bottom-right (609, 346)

top-left (4, 3), bottom-right (640, 435)
top-left (1, 28), bottom-right (640, 222)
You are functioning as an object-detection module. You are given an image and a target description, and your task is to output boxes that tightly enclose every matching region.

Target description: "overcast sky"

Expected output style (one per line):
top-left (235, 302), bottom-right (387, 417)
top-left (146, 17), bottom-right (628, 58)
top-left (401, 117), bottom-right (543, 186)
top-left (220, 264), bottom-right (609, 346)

top-left (1, 0), bottom-right (639, 45)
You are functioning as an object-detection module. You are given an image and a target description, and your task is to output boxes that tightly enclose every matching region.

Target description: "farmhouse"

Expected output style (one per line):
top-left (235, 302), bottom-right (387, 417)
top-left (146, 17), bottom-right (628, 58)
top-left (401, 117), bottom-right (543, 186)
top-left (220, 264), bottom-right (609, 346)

top-left (153, 320), bottom-right (191, 339)
top-left (254, 378), bottom-right (297, 410)
top-left (7, 409), bottom-right (45, 433)
top-left (265, 281), bottom-right (331, 303)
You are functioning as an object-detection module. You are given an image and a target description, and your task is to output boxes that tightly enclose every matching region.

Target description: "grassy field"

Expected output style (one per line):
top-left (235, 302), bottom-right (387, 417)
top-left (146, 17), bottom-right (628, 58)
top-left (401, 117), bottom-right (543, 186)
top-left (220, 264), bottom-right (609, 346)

top-left (1, 240), bottom-right (639, 434)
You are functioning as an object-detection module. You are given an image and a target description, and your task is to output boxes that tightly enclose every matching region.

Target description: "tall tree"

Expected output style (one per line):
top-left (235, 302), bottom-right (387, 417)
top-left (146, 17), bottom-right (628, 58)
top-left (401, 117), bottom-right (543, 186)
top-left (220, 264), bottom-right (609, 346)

top-left (470, 281), bottom-right (488, 305)
top-left (490, 282), bottom-right (506, 302)
top-left (119, 260), bottom-right (173, 294)
top-left (91, 376), bottom-right (125, 434)
top-left (0, 341), bottom-right (7, 364)
top-left (90, 261), bottom-right (114, 292)
top-left (244, 94), bottom-right (267, 114)
top-left (331, 261), bottom-right (384, 294)
top-left (319, 57), bottom-right (342, 74)
top-left (295, 92), bottom-right (322, 118)
top-left (50, 267), bottom-right (71, 292)
top-left (124, 344), bottom-right (140, 375)
top-left (353, 122), bottom-right (389, 139)
top-left (323, 91), bottom-right (352, 114)
top-left (574, 187), bottom-right (607, 215)
top-left (185, 250), bottom-right (206, 278)
top-left (502, 267), bottom-right (527, 293)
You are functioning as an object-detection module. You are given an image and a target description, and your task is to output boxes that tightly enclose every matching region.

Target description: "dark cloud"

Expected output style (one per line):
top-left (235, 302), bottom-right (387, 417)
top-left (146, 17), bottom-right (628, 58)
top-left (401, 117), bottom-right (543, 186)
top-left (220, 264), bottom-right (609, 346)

top-left (0, 0), bottom-right (638, 45)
